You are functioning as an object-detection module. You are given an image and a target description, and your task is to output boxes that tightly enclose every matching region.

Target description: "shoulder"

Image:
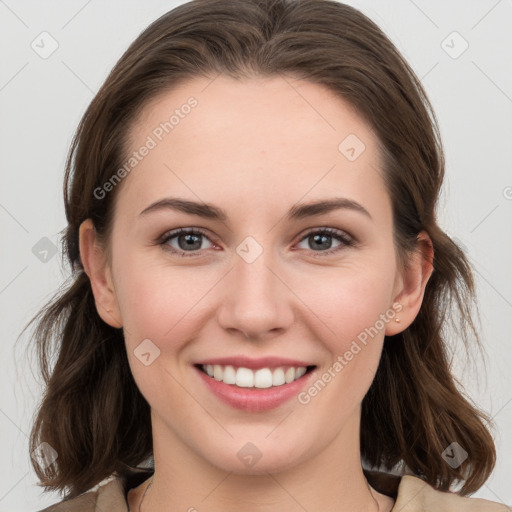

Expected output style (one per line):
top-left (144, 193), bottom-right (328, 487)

top-left (36, 477), bottom-right (127, 512)
top-left (394, 475), bottom-right (511, 512)
top-left (35, 468), bottom-right (153, 512)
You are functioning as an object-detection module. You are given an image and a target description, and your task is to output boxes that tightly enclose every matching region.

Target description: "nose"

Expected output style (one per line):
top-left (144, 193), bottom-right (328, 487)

top-left (216, 248), bottom-right (295, 341)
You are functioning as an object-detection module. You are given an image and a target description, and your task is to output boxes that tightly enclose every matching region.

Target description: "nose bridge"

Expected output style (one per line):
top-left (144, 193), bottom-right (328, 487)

top-left (217, 237), bottom-right (293, 338)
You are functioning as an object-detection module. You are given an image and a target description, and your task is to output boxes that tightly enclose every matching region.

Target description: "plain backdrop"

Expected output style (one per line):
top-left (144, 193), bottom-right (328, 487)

top-left (1, 0), bottom-right (511, 510)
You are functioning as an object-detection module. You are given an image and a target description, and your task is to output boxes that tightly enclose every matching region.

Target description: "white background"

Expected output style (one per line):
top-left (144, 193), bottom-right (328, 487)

top-left (1, 0), bottom-right (511, 510)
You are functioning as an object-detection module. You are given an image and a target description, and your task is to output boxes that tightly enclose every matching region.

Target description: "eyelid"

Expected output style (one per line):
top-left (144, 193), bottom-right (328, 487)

top-left (297, 226), bottom-right (355, 244)
top-left (293, 226), bottom-right (356, 256)
top-left (158, 227), bottom-right (218, 257)
top-left (158, 227), bottom-right (215, 243)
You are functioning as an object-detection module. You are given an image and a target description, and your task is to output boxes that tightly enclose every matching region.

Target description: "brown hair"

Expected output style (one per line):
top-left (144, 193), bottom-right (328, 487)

top-left (26, 0), bottom-right (495, 500)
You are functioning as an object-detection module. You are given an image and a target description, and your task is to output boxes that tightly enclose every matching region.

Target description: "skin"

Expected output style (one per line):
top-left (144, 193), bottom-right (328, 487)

top-left (80, 74), bottom-right (433, 512)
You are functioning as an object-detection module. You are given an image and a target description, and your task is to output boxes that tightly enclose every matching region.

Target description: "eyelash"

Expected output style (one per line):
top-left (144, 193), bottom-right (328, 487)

top-left (158, 227), bottom-right (356, 258)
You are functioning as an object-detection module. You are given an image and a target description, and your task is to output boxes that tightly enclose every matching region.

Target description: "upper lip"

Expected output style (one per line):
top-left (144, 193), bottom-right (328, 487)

top-left (194, 356), bottom-right (315, 370)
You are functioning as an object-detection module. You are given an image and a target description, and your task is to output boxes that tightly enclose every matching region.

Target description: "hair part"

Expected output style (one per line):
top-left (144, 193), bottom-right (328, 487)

top-left (26, 0), bottom-right (495, 499)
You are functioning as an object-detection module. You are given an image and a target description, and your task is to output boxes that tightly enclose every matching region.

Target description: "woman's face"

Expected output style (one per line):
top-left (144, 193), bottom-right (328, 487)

top-left (89, 75), bottom-right (414, 474)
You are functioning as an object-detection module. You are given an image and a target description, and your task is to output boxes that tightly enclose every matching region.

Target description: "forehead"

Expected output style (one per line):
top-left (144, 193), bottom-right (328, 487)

top-left (120, 74), bottom-right (387, 218)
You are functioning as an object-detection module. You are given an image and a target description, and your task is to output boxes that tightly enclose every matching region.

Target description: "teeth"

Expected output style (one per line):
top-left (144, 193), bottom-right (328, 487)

top-left (201, 364), bottom-right (309, 388)
top-left (223, 365), bottom-right (236, 384)
top-left (296, 367), bottom-right (307, 378)
top-left (254, 368), bottom-right (273, 388)
top-left (236, 367), bottom-right (254, 387)
top-left (272, 367), bottom-right (285, 386)
top-left (285, 367), bottom-right (295, 383)
top-left (213, 364), bottom-right (223, 381)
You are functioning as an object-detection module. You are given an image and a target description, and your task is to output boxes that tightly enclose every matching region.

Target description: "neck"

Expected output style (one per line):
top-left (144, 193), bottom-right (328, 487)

top-left (140, 412), bottom-right (393, 512)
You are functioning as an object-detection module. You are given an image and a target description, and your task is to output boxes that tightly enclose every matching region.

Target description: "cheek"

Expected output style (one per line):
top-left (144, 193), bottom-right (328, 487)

top-left (295, 270), bottom-right (394, 417)
top-left (113, 252), bottom-right (218, 350)
top-left (113, 260), bottom-right (209, 407)
top-left (303, 261), bottom-right (396, 350)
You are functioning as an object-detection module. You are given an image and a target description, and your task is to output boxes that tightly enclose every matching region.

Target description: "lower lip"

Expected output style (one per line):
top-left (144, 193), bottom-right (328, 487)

top-left (195, 366), bottom-right (315, 412)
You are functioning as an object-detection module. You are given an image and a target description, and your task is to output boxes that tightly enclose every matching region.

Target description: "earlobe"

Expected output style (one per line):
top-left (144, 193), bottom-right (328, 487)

top-left (385, 231), bottom-right (434, 336)
top-left (79, 219), bottom-right (123, 328)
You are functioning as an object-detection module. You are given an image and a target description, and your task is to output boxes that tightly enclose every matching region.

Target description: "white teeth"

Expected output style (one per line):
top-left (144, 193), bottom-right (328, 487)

top-left (236, 367), bottom-right (254, 387)
top-left (285, 367), bottom-right (295, 383)
top-left (201, 364), bottom-right (310, 388)
top-left (272, 367), bottom-right (285, 386)
top-left (223, 365), bottom-right (236, 384)
top-left (296, 367), bottom-right (307, 378)
top-left (254, 368), bottom-right (273, 388)
top-left (213, 364), bottom-right (223, 381)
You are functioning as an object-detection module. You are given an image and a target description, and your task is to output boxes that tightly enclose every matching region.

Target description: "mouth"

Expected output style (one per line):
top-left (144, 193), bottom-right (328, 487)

top-left (196, 363), bottom-right (316, 388)
top-left (193, 358), bottom-right (317, 412)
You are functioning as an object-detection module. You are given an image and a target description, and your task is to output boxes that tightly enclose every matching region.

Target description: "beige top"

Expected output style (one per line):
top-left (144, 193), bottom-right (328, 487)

top-left (38, 469), bottom-right (510, 512)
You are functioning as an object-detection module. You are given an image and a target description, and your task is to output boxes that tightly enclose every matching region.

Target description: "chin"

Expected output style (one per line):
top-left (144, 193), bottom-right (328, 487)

top-left (197, 434), bottom-right (312, 476)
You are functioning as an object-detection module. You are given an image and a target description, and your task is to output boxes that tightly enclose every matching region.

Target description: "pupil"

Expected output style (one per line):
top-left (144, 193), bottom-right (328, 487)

top-left (311, 234), bottom-right (331, 250)
top-left (179, 233), bottom-right (201, 250)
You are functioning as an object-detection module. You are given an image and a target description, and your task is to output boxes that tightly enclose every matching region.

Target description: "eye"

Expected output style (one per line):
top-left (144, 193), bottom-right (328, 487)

top-left (159, 228), bottom-right (215, 257)
top-left (158, 226), bottom-right (355, 258)
top-left (295, 227), bottom-right (355, 255)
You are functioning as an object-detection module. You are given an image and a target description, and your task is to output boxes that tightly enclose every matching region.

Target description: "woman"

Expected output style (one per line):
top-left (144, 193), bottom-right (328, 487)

top-left (29, 0), bottom-right (509, 510)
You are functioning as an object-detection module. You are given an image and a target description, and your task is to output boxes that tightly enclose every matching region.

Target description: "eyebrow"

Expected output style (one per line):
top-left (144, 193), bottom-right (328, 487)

top-left (139, 197), bottom-right (372, 221)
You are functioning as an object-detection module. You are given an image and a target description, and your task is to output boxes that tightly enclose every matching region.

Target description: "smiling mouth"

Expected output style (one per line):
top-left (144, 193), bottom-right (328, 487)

top-left (196, 364), bottom-right (316, 389)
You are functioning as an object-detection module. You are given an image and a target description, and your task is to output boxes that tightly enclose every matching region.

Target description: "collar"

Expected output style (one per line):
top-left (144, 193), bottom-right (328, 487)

top-left (103, 467), bottom-right (507, 512)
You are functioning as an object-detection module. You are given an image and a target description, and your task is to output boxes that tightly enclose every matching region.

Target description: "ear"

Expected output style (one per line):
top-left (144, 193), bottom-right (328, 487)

top-left (79, 219), bottom-right (123, 328)
top-left (385, 231), bottom-right (434, 336)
